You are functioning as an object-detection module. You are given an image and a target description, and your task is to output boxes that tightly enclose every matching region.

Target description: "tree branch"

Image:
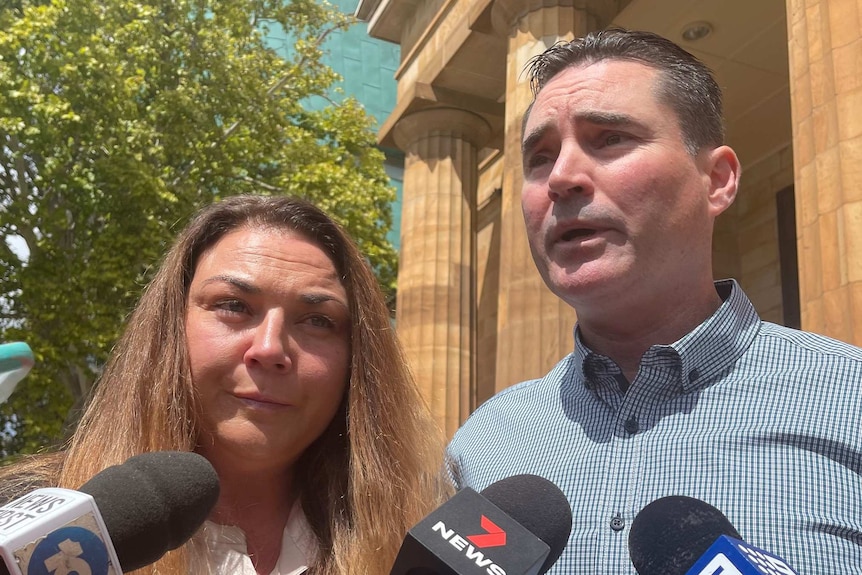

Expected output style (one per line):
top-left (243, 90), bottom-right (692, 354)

top-left (240, 175), bottom-right (281, 192)
top-left (171, 21), bottom-right (351, 188)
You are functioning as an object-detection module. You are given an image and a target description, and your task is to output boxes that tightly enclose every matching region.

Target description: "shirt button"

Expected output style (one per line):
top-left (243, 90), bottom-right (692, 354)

top-left (624, 417), bottom-right (639, 434)
top-left (610, 514), bottom-right (625, 531)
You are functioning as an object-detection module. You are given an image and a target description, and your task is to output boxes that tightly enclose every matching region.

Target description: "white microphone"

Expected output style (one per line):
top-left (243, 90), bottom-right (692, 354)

top-left (0, 451), bottom-right (220, 575)
top-left (0, 487), bottom-right (120, 574)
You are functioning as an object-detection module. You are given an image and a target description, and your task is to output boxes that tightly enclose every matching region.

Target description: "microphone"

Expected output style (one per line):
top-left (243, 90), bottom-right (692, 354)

top-left (628, 495), bottom-right (799, 575)
top-left (0, 342), bottom-right (34, 405)
top-left (0, 451), bottom-right (220, 574)
top-left (390, 474), bottom-right (572, 575)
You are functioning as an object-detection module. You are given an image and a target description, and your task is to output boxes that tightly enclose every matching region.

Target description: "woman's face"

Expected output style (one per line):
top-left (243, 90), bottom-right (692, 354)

top-left (186, 225), bottom-right (350, 473)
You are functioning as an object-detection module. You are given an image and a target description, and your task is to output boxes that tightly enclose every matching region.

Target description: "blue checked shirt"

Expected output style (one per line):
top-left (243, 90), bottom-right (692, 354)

top-left (447, 280), bottom-right (862, 574)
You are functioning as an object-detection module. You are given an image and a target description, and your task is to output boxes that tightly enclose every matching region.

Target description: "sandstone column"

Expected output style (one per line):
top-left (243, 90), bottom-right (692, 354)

top-left (393, 108), bottom-right (491, 437)
top-left (786, 0), bottom-right (862, 345)
top-left (490, 1), bottom-right (622, 390)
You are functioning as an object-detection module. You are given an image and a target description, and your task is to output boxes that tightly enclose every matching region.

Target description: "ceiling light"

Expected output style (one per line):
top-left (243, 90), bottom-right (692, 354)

top-left (681, 21), bottom-right (713, 42)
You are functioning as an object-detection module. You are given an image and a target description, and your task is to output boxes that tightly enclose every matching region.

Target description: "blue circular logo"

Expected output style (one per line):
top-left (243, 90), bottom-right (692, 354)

top-left (26, 526), bottom-right (111, 575)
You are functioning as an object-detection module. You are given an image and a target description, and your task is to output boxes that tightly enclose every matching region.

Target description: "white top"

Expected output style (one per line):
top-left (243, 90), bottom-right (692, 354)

top-left (203, 503), bottom-right (317, 575)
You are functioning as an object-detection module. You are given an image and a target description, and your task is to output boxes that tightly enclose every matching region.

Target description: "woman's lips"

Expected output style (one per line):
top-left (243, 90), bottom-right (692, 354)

top-left (235, 393), bottom-right (292, 408)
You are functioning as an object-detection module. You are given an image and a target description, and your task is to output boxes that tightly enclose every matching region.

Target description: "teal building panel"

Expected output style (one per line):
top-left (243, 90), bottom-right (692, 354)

top-left (263, 0), bottom-right (403, 250)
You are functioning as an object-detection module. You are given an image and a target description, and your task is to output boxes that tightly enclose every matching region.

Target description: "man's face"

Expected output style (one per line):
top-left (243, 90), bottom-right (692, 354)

top-left (520, 59), bottom-right (722, 310)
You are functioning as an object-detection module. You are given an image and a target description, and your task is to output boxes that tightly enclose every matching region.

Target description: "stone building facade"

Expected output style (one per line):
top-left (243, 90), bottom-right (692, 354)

top-left (355, 0), bottom-right (862, 437)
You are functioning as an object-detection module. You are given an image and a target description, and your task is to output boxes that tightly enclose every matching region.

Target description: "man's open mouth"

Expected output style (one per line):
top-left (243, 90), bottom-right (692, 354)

top-left (560, 228), bottom-right (597, 241)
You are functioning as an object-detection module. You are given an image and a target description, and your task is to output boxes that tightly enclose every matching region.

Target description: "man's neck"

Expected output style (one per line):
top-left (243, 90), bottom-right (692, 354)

top-left (576, 282), bottom-right (724, 384)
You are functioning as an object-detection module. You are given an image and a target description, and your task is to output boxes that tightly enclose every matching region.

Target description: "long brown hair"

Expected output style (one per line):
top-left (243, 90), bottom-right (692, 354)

top-left (56, 195), bottom-right (449, 574)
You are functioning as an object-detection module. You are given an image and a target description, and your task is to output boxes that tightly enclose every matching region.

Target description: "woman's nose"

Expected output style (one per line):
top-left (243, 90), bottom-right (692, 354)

top-left (244, 311), bottom-right (291, 371)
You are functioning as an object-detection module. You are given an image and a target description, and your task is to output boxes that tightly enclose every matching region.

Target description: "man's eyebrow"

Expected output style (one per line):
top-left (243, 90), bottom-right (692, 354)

top-left (578, 110), bottom-right (639, 127)
top-left (522, 111), bottom-right (645, 155)
top-left (522, 124), bottom-right (549, 156)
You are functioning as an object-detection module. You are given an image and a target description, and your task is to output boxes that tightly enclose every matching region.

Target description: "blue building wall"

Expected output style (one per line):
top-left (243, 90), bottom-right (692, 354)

top-left (265, 0), bottom-right (404, 249)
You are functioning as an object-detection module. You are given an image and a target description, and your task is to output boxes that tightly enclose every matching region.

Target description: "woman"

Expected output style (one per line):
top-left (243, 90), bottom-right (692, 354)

top-left (5, 195), bottom-right (449, 574)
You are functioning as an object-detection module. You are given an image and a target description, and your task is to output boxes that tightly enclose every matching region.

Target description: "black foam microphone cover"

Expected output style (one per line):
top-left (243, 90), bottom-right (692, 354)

top-left (481, 474), bottom-right (573, 575)
top-left (79, 451), bottom-right (220, 572)
top-left (628, 495), bottom-right (741, 575)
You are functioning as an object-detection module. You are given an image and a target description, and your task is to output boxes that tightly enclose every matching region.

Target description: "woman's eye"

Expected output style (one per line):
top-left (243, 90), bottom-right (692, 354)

top-left (308, 315), bottom-right (336, 329)
top-left (216, 299), bottom-right (248, 314)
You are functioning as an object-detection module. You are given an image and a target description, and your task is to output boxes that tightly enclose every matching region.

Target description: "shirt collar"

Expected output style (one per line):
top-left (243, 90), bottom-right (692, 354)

top-left (203, 500), bottom-right (317, 575)
top-left (574, 279), bottom-right (761, 393)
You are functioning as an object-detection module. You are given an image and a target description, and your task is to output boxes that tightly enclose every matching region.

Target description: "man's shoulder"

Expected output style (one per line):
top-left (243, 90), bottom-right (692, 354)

top-left (467, 353), bottom-right (577, 417)
top-left (477, 375), bottom-right (550, 405)
top-left (448, 354), bottom-right (579, 459)
top-left (447, 354), bottom-right (579, 489)
top-left (756, 322), bottom-right (862, 365)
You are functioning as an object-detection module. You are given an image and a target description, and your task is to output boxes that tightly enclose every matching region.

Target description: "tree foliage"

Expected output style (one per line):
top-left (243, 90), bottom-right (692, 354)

top-left (0, 0), bottom-right (397, 455)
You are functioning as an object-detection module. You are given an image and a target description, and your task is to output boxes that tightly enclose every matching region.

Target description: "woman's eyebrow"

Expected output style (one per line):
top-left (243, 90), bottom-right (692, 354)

top-left (199, 274), bottom-right (260, 293)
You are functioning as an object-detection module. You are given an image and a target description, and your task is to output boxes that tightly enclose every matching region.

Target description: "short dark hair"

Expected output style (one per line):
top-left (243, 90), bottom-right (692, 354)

top-left (524, 27), bottom-right (725, 155)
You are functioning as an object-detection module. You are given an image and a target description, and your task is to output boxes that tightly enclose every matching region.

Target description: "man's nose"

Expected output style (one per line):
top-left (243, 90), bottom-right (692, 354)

top-left (547, 143), bottom-right (592, 200)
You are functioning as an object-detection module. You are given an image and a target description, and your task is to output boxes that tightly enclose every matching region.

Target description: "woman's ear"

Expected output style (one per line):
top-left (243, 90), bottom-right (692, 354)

top-left (704, 145), bottom-right (741, 217)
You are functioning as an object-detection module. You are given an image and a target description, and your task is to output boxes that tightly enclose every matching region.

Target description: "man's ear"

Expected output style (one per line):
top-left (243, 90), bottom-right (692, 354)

top-left (703, 145), bottom-right (741, 217)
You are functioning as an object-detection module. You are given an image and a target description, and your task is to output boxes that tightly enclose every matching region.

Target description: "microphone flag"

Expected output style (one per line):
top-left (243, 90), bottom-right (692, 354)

top-left (0, 487), bottom-right (121, 575)
top-left (686, 535), bottom-right (799, 575)
top-left (390, 487), bottom-right (550, 575)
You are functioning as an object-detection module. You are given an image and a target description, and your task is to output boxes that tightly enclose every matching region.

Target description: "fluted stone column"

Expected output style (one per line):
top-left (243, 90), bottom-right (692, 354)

top-left (786, 0), bottom-right (862, 345)
top-left (491, 1), bottom-right (622, 391)
top-left (393, 108), bottom-right (491, 437)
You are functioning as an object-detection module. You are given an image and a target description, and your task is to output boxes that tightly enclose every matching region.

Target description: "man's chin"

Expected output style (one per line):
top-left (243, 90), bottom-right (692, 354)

top-left (547, 267), bottom-right (628, 305)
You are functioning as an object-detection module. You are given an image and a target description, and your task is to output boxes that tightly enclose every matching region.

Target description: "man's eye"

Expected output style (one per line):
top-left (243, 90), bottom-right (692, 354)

top-left (525, 154), bottom-right (552, 169)
top-left (605, 133), bottom-right (623, 146)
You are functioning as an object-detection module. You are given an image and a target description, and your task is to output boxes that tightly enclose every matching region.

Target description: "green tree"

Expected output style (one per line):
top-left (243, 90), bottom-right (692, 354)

top-left (0, 0), bottom-right (397, 455)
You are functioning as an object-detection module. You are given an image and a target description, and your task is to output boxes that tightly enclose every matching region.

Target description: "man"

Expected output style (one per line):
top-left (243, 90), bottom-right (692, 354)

top-left (447, 28), bottom-right (862, 574)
